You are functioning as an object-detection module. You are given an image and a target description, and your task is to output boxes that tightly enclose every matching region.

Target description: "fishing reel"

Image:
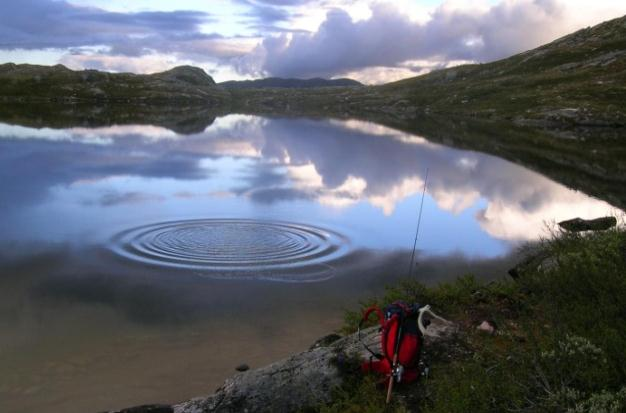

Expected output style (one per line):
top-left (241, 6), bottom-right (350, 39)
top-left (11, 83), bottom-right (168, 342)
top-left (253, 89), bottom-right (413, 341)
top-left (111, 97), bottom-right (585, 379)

top-left (391, 364), bottom-right (404, 383)
top-left (383, 301), bottom-right (421, 321)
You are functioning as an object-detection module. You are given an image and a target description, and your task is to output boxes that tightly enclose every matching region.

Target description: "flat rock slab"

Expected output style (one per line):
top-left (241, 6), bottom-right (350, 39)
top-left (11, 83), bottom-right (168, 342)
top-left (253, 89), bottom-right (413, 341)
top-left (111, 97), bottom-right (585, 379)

top-left (171, 319), bottom-right (457, 413)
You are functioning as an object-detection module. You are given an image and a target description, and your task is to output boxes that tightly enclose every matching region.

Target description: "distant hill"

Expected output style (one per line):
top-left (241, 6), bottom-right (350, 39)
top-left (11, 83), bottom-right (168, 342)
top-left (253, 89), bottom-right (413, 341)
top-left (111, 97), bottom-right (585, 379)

top-left (0, 64), bottom-right (229, 104)
top-left (220, 77), bottom-right (362, 89)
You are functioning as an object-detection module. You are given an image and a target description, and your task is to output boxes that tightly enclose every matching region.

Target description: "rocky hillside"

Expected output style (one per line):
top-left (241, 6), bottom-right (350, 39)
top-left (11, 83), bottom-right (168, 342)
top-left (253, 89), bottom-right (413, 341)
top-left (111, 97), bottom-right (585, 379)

top-left (219, 77), bottom-right (362, 89)
top-left (230, 15), bottom-right (626, 128)
top-left (381, 14), bottom-right (626, 126)
top-left (0, 64), bottom-right (229, 104)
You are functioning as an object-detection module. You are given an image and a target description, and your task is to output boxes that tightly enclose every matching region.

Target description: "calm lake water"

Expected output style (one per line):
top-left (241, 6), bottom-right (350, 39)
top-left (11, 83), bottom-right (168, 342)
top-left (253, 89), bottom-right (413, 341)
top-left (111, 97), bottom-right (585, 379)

top-left (0, 115), bottom-right (618, 412)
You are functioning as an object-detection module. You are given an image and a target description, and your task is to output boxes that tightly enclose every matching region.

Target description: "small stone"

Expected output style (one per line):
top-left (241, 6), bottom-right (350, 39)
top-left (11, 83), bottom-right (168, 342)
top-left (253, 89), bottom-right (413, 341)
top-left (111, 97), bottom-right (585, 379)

top-left (235, 364), bottom-right (250, 372)
top-left (477, 320), bottom-right (496, 335)
top-left (309, 334), bottom-right (342, 350)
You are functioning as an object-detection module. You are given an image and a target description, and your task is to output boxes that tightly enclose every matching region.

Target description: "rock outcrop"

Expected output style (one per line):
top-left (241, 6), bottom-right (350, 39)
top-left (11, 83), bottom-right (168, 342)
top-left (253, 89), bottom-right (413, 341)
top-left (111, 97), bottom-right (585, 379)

top-left (110, 320), bottom-right (457, 413)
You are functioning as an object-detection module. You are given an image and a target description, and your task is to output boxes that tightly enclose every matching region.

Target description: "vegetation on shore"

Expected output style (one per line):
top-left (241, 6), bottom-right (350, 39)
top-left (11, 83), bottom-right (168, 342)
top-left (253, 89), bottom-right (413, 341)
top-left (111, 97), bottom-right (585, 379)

top-left (315, 224), bottom-right (626, 412)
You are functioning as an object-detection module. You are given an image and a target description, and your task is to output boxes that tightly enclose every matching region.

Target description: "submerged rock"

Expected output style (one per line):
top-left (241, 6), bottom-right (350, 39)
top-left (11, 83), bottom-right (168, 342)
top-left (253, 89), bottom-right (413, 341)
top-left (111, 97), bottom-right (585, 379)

top-left (235, 364), bottom-right (249, 372)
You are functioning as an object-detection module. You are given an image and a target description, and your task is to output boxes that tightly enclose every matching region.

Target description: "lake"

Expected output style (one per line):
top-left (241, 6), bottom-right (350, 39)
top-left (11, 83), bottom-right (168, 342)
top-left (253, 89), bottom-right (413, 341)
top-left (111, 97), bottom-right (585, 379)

top-left (0, 114), bottom-right (618, 413)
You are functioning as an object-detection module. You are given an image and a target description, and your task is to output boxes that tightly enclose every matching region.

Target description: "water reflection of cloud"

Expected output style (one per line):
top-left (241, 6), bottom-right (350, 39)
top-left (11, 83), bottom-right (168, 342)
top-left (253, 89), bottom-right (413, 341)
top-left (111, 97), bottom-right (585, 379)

top-left (0, 123), bottom-right (114, 145)
top-left (248, 188), bottom-right (312, 204)
top-left (70, 125), bottom-right (178, 142)
top-left (476, 190), bottom-right (617, 241)
top-left (0, 122), bottom-right (183, 144)
top-left (369, 177), bottom-right (424, 216)
top-left (88, 191), bottom-right (165, 207)
top-left (222, 117), bottom-right (615, 240)
top-left (0, 136), bottom-right (211, 208)
top-left (329, 119), bottom-right (435, 146)
top-left (0, 115), bottom-right (618, 244)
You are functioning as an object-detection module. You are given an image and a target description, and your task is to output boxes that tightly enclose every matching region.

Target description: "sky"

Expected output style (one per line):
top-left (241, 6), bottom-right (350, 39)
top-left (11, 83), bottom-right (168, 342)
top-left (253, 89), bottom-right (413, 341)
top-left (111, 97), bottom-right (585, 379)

top-left (1, 0), bottom-right (625, 83)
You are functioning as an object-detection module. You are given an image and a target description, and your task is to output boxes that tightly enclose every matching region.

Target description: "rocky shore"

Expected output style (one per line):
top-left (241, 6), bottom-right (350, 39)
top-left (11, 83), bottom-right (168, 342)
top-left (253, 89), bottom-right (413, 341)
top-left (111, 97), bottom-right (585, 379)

top-left (108, 321), bottom-right (457, 413)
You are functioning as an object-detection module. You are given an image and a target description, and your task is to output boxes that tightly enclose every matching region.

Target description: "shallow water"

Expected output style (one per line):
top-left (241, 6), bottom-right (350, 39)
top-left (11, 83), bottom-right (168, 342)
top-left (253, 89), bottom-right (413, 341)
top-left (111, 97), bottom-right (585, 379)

top-left (0, 115), bottom-right (618, 413)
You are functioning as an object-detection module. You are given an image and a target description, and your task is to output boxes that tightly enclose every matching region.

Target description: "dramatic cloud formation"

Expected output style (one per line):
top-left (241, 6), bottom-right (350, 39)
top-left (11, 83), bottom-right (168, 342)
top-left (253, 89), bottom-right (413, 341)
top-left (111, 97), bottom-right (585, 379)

top-left (0, 0), bottom-right (625, 81)
top-left (248, 1), bottom-right (568, 77)
top-left (0, 0), bottom-right (256, 75)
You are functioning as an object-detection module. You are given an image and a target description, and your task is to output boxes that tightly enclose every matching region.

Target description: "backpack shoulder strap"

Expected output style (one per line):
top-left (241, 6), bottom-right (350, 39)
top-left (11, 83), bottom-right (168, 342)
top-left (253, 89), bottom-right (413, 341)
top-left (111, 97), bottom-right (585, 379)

top-left (362, 305), bottom-right (384, 327)
top-left (359, 305), bottom-right (384, 360)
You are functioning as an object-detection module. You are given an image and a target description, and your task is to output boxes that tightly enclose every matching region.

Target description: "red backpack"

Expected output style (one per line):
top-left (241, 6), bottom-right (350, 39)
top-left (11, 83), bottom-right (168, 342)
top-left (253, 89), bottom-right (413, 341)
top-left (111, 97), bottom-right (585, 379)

top-left (359, 301), bottom-right (423, 384)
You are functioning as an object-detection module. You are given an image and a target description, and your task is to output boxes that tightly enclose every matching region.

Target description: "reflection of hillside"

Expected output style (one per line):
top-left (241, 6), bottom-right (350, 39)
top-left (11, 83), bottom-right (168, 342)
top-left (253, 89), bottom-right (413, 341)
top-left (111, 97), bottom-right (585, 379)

top-left (237, 105), bottom-right (626, 212)
top-left (2, 102), bottom-right (623, 216)
top-left (0, 103), bottom-right (226, 135)
top-left (386, 115), bottom-right (626, 213)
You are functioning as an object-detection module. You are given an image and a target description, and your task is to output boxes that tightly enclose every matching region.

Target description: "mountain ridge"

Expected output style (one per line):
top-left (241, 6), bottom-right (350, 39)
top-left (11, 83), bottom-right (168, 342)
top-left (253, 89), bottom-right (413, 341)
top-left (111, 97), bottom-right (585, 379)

top-left (0, 63), bottom-right (227, 104)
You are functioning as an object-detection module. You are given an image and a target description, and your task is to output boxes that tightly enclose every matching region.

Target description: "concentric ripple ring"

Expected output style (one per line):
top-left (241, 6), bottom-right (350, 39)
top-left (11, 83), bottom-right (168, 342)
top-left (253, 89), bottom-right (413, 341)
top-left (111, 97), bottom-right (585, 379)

top-left (109, 219), bottom-right (351, 281)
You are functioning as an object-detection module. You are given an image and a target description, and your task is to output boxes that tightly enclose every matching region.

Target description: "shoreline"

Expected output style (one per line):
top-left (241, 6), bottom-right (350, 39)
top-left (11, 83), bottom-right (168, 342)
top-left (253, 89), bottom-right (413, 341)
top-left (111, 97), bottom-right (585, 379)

top-left (110, 222), bottom-right (626, 413)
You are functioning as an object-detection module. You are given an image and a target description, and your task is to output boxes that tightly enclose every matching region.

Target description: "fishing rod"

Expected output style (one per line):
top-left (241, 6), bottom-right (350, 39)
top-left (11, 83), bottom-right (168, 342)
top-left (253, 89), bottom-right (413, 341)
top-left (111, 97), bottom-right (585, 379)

top-left (385, 168), bottom-right (429, 404)
top-left (386, 313), bottom-right (404, 404)
top-left (407, 168), bottom-right (429, 278)
top-left (358, 169), bottom-right (450, 405)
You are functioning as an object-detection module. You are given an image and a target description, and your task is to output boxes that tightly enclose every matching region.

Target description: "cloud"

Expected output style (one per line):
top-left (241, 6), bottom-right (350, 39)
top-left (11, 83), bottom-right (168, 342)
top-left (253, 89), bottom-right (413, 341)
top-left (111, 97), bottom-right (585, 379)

top-left (2, 0), bottom-right (624, 81)
top-left (0, 0), bottom-right (256, 73)
top-left (238, 0), bottom-right (292, 23)
top-left (247, 0), bottom-right (572, 78)
top-left (234, 0), bottom-right (316, 34)
top-left (93, 191), bottom-right (165, 207)
top-left (60, 53), bottom-right (180, 74)
top-left (0, 0), bottom-right (212, 50)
